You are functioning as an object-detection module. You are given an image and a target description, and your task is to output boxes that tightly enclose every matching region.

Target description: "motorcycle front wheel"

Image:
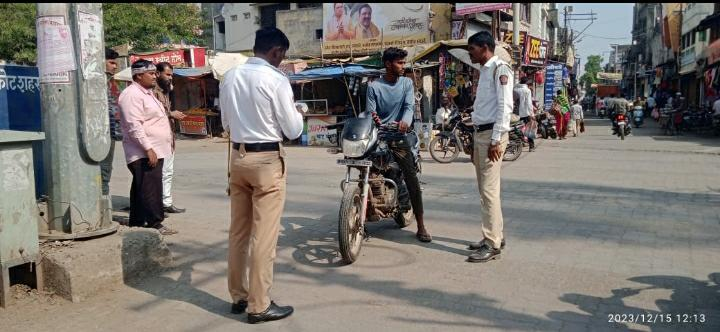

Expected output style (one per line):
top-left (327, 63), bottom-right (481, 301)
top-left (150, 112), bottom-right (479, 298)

top-left (338, 186), bottom-right (364, 264)
top-left (428, 135), bottom-right (460, 163)
top-left (503, 141), bottom-right (522, 161)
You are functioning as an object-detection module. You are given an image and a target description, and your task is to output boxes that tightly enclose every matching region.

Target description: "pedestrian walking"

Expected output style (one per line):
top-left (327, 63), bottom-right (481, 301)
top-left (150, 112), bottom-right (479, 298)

top-left (570, 99), bottom-right (584, 137)
top-left (100, 48), bottom-right (123, 199)
top-left (513, 77), bottom-right (535, 151)
top-left (464, 31), bottom-right (512, 263)
top-left (220, 27), bottom-right (303, 324)
top-left (153, 62), bottom-right (187, 214)
top-left (118, 60), bottom-right (176, 235)
top-left (551, 96), bottom-right (565, 140)
top-left (364, 47), bottom-right (432, 243)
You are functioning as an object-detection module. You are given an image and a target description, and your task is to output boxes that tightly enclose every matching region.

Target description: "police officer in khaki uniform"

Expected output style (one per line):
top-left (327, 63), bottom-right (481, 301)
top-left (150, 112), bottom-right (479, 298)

top-left (219, 27), bottom-right (304, 324)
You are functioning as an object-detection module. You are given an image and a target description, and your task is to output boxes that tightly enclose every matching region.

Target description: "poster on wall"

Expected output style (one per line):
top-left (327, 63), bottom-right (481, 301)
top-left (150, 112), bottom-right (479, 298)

top-left (544, 63), bottom-right (564, 110)
top-left (322, 3), bottom-right (430, 55)
top-left (77, 11), bottom-right (103, 79)
top-left (36, 16), bottom-right (75, 83)
top-left (306, 116), bottom-right (337, 147)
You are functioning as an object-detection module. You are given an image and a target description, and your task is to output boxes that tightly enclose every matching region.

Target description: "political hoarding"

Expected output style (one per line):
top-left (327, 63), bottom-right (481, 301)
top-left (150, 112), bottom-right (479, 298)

top-left (322, 3), bottom-right (430, 55)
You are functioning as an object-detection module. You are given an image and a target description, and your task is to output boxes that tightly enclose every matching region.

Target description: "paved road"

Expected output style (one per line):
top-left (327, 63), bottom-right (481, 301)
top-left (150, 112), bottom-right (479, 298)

top-left (3, 116), bottom-right (720, 331)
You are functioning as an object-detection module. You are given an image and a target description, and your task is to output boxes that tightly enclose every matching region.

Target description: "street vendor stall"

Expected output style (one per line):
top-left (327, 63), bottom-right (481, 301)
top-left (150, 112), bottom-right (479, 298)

top-left (171, 67), bottom-right (222, 137)
top-left (288, 65), bottom-right (384, 146)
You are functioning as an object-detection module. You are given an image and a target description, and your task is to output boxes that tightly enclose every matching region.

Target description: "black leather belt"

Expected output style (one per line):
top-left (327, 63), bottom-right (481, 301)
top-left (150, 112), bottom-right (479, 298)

top-left (474, 123), bottom-right (494, 132)
top-left (232, 142), bottom-right (280, 152)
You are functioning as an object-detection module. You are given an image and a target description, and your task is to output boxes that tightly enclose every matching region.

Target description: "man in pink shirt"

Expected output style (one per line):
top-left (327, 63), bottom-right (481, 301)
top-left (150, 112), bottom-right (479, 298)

top-left (118, 59), bottom-right (177, 235)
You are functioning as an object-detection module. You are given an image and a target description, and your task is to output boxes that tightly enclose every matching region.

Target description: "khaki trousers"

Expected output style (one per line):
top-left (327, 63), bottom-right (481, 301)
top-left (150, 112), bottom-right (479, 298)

top-left (227, 145), bottom-right (286, 314)
top-left (472, 130), bottom-right (508, 249)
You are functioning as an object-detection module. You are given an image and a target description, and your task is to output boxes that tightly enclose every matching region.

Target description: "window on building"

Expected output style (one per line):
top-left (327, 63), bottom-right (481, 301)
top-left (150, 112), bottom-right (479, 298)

top-left (231, 15), bottom-right (238, 21)
top-left (699, 30), bottom-right (706, 42)
top-left (315, 29), bottom-right (323, 40)
top-left (259, 3), bottom-right (291, 28)
top-left (691, 31), bottom-right (696, 44)
top-left (520, 3), bottom-right (531, 23)
top-left (218, 21), bottom-right (225, 34)
top-left (298, 3), bottom-right (322, 9)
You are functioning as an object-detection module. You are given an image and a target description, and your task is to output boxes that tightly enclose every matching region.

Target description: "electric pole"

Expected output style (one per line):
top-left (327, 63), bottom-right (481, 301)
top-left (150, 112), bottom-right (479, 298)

top-left (512, 3), bottom-right (520, 81)
top-left (37, 3), bottom-right (116, 240)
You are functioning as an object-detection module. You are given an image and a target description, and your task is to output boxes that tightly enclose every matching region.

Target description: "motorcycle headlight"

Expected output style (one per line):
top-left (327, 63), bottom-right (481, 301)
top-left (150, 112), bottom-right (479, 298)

top-left (342, 138), bottom-right (370, 157)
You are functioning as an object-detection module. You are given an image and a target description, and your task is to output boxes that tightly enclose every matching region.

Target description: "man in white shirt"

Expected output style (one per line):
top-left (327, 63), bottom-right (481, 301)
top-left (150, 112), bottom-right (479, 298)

top-left (513, 77), bottom-right (535, 150)
top-left (220, 27), bottom-right (303, 324)
top-left (464, 31), bottom-right (513, 263)
top-left (434, 95), bottom-right (455, 130)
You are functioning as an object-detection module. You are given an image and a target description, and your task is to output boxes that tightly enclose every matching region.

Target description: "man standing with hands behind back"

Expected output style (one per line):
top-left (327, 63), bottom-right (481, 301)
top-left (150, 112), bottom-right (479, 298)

top-left (220, 27), bottom-right (304, 324)
top-left (465, 31), bottom-right (513, 263)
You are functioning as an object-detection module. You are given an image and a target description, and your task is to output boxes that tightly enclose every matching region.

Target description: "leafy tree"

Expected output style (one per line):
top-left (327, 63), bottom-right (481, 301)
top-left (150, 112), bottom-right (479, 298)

top-left (104, 3), bottom-right (206, 52)
top-left (0, 4), bottom-right (207, 64)
top-left (0, 3), bottom-right (37, 64)
top-left (579, 55), bottom-right (603, 94)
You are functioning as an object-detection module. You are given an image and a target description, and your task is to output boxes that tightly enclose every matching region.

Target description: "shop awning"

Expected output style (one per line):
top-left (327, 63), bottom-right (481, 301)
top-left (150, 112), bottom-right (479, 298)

top-left (288, 65), bottom-right (383, 82)
top-left (174, 67), bottom-right (212, 78)
top-left (409, 39), bottom-right (513, 65)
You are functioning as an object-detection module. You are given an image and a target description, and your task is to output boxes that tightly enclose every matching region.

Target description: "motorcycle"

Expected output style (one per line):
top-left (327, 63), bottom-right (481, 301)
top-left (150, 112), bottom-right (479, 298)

top-left (612, 112), bottom-right (631, 140)
top-left (328, 117), bottom-right (421, 264)
top-left (428, 108), bottom-right (474, 163)
top-left (633, 106), bottom-right (644, 128)
top-left (536, 111), bottom-right (558, 139)
top-left (503, 116), bottom-right (526, 161)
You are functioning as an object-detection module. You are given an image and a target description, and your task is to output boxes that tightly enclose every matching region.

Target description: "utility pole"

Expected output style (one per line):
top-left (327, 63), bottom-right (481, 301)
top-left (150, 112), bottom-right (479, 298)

top-left (37, 3), bottom-right (116, 240)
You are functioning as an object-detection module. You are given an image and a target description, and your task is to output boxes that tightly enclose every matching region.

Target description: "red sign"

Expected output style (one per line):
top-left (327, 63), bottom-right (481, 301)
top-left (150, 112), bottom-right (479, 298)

top-left (129, 50), bottom-right (186, 67)
top-left (708, 39), bottom-right (720, 66)
top-left (178, 115), bottom-right (207, 135)
top-left (523, 35), bottom-right (548, 67)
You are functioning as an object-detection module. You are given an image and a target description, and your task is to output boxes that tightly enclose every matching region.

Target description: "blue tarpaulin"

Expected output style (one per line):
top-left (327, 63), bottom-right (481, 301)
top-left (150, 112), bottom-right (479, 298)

top-left (288, 65), bottom-right (383, 82)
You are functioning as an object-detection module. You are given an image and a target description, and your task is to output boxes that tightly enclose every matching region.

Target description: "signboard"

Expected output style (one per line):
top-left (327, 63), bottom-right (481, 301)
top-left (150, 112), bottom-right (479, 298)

top-left (456, 3), bottom-right (512, 15)
top-left (306, 116), bottom-right (337, 146)
top-left (543, 63), bottom-right (564, 110)
top-left (322, 3), bottom-right (430, 55)
top-left (502, 31), bottom-right (527, 46)
top-left (708, 39), bottom-right (720, 66)
top-left (129, 50), bottom-right (186, 67)
top-left (77, 11), bottom-right (103, 79)
top-left (178, 115), bottom-right (207, 136)
top-left (523, 35), bottom-right (548, 67)
top-left (596, 72), bottom-right (623, 80)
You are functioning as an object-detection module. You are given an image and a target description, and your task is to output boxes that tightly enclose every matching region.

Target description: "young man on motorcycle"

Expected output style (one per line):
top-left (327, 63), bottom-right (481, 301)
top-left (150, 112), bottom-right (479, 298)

top-left (363, 47), bottom-right (432, 243)
top-left (513, 77), bottom-right (535, 151)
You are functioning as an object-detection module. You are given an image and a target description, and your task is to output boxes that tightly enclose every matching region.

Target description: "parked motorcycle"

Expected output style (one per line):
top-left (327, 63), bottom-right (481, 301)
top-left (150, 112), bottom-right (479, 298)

top-left (632, 106), bottom-right (644, 128)
top-left (536, 111), bottom-right (558, 139)
top-left (503, 116), bottom-right (526, 161)
top-left (328, 117), bottom-right (421, 264)
top-left (428, 108), bottom-right (474, 163)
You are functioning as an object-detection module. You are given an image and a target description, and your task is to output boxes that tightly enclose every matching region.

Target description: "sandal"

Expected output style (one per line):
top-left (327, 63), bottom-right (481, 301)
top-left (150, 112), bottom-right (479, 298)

top-left (416, 232), bottom-right (432, 243)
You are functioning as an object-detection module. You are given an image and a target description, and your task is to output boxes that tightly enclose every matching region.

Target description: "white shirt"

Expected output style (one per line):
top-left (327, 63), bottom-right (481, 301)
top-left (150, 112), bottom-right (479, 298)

top-left (513, 83), bottom-right (533, 118)
top-left (646, 96), bottom-right (656, 108)
top-left (571, 103), bottom-right (584, 120)
top-left (435, 106), bottom-right (453, 125)
top-left (472, 55), bottom-right (514, 142)
top-left (713, 99), bottom-right (720, 116)
top-left (220, 57), bottom-right (304, 143)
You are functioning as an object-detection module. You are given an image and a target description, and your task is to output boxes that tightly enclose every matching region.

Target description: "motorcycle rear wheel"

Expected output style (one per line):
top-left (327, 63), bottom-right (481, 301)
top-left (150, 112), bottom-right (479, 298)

top-left (503, 141), bottom-right (522, 161)
top-left (394, 207), bottom-right (415, 228)
top-left (428, 135), bottom-right (460, 163)
top-left (338, 186), bottom-right (364, 264)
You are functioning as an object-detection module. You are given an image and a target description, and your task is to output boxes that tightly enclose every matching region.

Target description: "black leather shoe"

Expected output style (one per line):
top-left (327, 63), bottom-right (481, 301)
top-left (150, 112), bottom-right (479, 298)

top-left (231, 300), bottom-right (248, 314)
top-left (247, 301), bottom-right (294, 324)
top-left (467, 238), bottom-right (506, 251)
top-left (164, 205), bottom-right (186, 213)
top-left (467, 244), bottom-right (501, 263)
